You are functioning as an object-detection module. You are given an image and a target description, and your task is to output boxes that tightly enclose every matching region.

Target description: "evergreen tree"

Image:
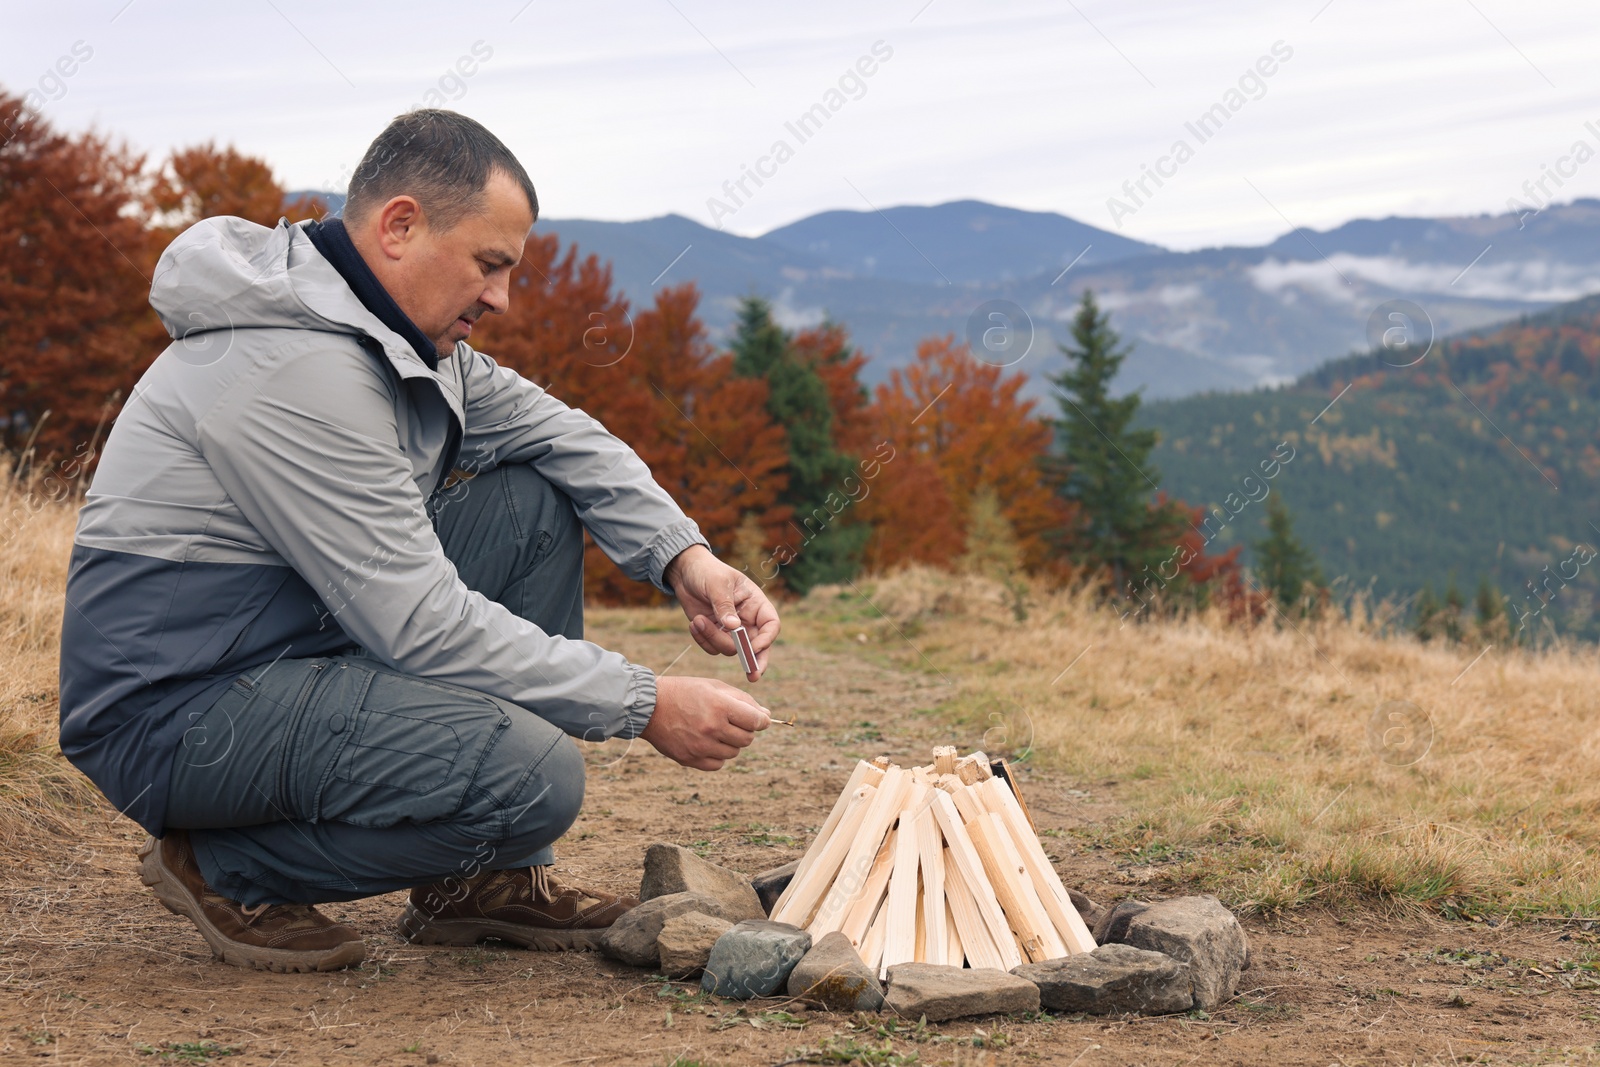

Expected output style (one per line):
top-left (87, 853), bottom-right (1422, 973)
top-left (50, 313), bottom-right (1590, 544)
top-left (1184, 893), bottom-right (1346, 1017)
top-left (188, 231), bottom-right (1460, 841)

top-left (1252, 494), bottom-right (1323, 613)
top-left (730, 296), bottom-right (865, 592)
top-left (1443, 579), bottom-right (1465, 643)
top-left (1415, 585), bottom-right (1441, 642)
top-left (1048, 290), bottom-right (1183, 595)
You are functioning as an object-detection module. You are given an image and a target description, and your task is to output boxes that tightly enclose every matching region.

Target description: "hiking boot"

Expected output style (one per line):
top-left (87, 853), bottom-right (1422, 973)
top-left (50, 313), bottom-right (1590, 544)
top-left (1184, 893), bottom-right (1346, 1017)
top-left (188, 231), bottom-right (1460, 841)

top-left (137, 831), bottom-right (366, 973)
top-left (397, 866), bottom-right (637, 951)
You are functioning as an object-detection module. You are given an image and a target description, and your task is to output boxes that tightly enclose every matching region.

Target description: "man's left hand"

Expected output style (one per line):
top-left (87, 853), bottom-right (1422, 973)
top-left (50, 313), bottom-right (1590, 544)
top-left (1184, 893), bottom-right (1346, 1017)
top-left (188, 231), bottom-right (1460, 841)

top-left (664, 545), bottom-right (780, 681)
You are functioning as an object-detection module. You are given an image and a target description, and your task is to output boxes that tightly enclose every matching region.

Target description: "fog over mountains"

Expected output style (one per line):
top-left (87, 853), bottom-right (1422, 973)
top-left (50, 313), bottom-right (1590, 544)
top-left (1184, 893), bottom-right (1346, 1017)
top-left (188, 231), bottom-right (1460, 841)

top-left (300, 193), bottom-right (1600, 399)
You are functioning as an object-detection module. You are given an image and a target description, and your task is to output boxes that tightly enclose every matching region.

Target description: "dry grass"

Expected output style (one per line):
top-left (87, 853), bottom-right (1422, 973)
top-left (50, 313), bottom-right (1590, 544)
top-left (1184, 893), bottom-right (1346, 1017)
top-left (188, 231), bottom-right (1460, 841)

top-left (790, 566), bottom-right (1600, 919)
top-left (5, 480), bottom-right (1598, 920)
top-left (0, 478), bottom-right (100, 854)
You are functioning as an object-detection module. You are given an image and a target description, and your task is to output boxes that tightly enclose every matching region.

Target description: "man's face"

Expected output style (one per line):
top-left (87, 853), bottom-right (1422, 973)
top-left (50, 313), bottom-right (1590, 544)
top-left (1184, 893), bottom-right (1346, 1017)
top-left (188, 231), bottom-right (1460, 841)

top-left (353, 169), bottom-right (534, 358)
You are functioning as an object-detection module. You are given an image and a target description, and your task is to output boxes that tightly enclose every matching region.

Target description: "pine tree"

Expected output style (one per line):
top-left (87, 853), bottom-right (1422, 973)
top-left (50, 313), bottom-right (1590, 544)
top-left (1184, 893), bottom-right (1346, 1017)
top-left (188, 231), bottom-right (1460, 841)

top-left (730, 296), bottom-right (864, 592)
top-left (1415, 585), bottom-right (1441, 642)
top-left (1049, 290), bottom-right (1181, 595)
top-left (1252, 495), bottom-right (1323, 613)
top-left (1443, 579), bottom-right (1465, 643)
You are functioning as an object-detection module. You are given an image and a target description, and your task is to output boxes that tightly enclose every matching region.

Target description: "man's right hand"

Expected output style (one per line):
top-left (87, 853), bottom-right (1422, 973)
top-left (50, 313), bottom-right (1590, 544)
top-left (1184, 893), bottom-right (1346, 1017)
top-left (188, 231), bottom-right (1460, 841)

top-left (641, 676), bottom-right (771, 771)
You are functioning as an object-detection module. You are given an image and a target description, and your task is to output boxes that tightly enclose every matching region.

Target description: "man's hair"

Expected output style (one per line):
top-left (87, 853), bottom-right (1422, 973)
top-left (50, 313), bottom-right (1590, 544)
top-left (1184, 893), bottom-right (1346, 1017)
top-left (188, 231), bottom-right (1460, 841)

top-left (344, 109), bottom-right (538, 229)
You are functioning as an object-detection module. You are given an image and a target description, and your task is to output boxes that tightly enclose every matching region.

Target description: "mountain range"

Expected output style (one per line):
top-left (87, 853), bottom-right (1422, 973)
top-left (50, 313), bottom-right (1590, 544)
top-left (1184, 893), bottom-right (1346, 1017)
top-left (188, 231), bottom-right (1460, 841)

top-left (533, 198), bottom-right (1600, 399)
top-left (293, 193), bottom-right (1600, 399)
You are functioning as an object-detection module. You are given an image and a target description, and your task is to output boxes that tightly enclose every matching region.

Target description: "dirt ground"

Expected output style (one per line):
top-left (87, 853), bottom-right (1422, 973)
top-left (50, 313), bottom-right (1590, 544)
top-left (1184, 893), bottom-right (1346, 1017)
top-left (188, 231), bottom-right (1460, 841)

top-left (3, 610), bottom-right (1597, 1066)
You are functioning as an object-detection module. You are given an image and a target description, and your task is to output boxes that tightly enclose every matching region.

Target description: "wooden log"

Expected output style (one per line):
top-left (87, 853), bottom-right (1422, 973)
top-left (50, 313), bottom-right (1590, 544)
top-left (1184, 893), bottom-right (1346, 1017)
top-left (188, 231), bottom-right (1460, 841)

top-left (861, 895), bottom-right (888, 975)
top-left (941, 846), bottom-right (1006, 971)
top-left (770, 761), bottom-right (883, 916)
top-left (838, 827), bottom-right (897, 948)
top-left (771, 784), bottom-right (873, 927)
top-left (932, 745), bottom-right (958, 776)
top-left (979, 777), bottom-right (1096, 954)
top-left (989, 757), bottom-right (1037, 833)
top-left (882, 810), bottom-right (921, 973)
top-left (954, 758), bottom-right (982, 786)
top-left (913, 807), bottom-right (947, 966)
top-left (989, 810), bottom-right (1068, 960)
top-left (811, 768), bottom-right (911, 933)
top-left (931, 791), bottom-right (1021, 969)
top-left (964, 808), bottom-right (1051, 963)
top-left (944, 898), bottom-right (963, 967)
top-left (914, 881), bottom-right (927, 963)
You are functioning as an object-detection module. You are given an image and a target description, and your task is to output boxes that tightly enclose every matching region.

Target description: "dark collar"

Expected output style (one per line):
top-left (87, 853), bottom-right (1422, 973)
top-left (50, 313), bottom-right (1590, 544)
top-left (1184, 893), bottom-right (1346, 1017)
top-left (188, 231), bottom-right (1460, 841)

top-left (305, 217), bottom-right (441, 371)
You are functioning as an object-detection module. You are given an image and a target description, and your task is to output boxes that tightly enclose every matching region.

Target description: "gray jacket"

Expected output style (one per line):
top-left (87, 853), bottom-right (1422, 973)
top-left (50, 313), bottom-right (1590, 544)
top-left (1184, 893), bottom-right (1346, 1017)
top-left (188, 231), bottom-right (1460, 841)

top-left (59, 215), bottom-right (707, 833)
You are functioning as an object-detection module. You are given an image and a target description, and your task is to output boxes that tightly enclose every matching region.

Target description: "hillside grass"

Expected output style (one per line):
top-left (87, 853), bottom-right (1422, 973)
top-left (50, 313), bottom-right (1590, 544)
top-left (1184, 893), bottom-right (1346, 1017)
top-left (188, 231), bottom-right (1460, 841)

top-left (0, 477), bottom-right (100, 856)
top-left (786, 568), bottom-right (1600, 919)
top-left (4, 482), bottom-right (1598, 919)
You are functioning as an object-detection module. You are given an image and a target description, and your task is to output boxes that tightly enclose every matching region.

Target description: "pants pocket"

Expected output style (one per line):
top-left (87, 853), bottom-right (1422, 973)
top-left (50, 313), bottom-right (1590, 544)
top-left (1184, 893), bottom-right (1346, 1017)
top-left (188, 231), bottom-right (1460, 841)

top-left (310, 668), bottom-right (507, 829)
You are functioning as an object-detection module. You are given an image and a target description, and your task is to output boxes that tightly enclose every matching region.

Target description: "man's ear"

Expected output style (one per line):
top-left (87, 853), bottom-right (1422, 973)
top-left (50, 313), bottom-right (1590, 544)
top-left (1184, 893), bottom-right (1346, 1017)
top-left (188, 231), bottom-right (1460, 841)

top-left (372, 195), bottom-right (424, 261)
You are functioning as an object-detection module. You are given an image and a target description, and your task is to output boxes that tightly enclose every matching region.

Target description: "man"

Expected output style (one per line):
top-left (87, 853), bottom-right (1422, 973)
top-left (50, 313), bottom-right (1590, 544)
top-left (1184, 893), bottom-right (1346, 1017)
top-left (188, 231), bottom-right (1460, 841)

top-left (58, 109), bottom-right (779, 974)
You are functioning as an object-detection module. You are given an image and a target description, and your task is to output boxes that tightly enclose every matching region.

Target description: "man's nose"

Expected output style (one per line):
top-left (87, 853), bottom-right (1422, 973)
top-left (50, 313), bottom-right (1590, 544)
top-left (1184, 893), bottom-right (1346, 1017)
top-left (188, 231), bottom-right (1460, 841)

top-left (481, 273), bottom-right (511, 315)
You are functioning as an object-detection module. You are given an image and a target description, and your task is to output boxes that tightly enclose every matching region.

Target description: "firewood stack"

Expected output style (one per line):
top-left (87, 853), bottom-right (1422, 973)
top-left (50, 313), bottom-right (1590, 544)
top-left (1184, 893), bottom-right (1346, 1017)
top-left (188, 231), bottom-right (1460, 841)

top-left (769, 747), bottom-right (1096, 978)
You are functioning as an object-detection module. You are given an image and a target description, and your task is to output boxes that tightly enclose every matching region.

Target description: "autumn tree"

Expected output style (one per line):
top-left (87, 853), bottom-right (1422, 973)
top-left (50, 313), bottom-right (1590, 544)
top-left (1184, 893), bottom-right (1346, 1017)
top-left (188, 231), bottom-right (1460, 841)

top-left (153, 142), bottom-right (326, 228)
top-left (470, 242), bottom-right (790, 603)
top-left (861, 337), bottom-right (1062, 575)
top-left (0, 91), bottom-right (164, 467)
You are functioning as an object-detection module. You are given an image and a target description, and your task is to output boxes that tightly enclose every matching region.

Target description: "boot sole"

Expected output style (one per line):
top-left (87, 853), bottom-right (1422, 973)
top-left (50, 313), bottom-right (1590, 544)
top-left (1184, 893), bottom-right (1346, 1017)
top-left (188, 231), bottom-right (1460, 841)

top-left (138, 837), bottom-right (367, 974)
top-left (396, 902), bottom-right (604, 952)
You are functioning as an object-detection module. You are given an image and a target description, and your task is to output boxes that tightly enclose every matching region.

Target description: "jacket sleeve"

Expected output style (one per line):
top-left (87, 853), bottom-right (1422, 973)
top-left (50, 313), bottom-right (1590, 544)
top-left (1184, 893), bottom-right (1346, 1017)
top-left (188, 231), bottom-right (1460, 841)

top-left (454, 346), bottom-right (709, 592)
top-left (195, 337), bottom-right (657, 740)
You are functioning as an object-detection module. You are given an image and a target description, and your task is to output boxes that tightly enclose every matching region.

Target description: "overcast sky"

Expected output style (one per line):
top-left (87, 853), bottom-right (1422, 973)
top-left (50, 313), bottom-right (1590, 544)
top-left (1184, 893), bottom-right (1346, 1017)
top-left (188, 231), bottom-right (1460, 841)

top-left (6, 1), bottom-right (1599, 250)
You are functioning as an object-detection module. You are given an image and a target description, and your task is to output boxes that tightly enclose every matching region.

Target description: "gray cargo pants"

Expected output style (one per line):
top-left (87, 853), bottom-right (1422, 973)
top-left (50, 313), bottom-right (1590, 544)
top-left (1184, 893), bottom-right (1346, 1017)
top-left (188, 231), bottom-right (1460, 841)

top-left (165, 464), bottom-right (589, 907)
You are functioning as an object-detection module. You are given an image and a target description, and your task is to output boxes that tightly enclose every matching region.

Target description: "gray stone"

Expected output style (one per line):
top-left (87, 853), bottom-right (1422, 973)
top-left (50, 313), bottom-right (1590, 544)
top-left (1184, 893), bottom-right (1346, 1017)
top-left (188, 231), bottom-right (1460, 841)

top-left (1068, 889), bottom-right (1107, 932)
top-left (1013, 943), bottom-right (1193, 1015)
top-left (657, 911), bottom-right (734, 979)
top-left (751, 860), bottom-right (800, 916)
top-left (884, 963), bottom-right (1040, 1022)
top-left (601, 891), bottom-right (730, 968)
top-left (640, 843), bottom-right (764, 921)
top-left (1093, 900), bottom-right (1150, 945)
top-left (701, 919), bottom-right (812, 999)
top-left (1116, 895), bottom-right (1247, 1011)
top-left (786, 931), bottom-right (884, 1012)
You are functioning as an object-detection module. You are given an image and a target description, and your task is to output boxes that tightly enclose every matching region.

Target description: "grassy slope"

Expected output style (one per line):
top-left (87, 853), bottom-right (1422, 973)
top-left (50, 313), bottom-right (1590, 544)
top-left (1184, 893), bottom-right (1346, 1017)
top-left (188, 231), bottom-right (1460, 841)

top-left (786, 568), bottom-right (1600, 918)
top-left (4, 487), bottom-right (1598, 918)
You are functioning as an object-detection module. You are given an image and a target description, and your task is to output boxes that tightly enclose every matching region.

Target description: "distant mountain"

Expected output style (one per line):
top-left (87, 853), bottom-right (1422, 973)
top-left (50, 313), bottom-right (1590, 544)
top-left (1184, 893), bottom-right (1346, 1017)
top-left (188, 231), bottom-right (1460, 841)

top-left (287, 192), bottom-right (1600, 401)
top-left (760, 199), bottom-right (1162, 285)
top-left (1140, 293), bottom-right (1600, 635)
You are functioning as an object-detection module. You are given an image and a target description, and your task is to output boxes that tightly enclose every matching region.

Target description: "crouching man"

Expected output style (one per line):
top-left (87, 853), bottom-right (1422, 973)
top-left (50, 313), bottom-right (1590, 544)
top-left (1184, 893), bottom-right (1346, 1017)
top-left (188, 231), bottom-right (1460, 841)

top-left (57, 109), bottom-right (778, 973)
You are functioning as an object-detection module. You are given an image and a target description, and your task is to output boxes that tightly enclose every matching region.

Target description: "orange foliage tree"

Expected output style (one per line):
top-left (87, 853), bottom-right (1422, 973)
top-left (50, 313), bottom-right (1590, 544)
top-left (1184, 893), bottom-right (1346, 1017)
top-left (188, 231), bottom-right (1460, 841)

top-left (859, 337), bottom-right (1064, 574)
top-left (470, 236), bottom-right (790, 602)
top-left (0, 91), bottom-right (163, 467)
top-left (153, 142), bottom-right (326, 227)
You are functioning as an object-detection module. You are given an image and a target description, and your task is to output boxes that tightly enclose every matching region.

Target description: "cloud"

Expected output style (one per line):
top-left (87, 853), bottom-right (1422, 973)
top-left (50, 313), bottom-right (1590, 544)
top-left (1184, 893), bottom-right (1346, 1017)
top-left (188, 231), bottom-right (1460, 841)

top-left (1248, 253), bottom-right (1600, 303)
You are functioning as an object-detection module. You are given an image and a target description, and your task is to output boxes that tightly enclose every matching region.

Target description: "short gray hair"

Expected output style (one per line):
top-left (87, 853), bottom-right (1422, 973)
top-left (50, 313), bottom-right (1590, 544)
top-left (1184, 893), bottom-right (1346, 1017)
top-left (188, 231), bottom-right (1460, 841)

top-left (344, 109), bottom-right (538, 229)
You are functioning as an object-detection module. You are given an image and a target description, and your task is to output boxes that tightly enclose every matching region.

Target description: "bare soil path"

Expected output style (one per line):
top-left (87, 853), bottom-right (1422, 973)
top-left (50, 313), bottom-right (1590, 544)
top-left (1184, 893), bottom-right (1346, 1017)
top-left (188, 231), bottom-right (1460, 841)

top-left (3, 608), bottom-right (1597, 1066)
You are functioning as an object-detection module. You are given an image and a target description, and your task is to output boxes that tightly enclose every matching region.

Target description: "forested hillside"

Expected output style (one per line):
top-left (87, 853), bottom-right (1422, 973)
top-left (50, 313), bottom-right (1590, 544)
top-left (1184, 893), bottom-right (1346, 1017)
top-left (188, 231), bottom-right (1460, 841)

top-left (1143, 295), bottom-right (1600, 636)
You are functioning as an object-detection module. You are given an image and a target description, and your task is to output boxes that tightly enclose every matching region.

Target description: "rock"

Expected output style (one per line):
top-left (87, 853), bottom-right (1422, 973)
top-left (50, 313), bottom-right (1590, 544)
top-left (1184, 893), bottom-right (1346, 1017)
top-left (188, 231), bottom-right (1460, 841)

top-left (701, 920), bottom-right (812, 999)
top-left (1068, 889), bottom-right (1107, 931)
top-left (1013, 943), bottom-right (1192, 1015)
top-left (601, 892), bottom-right (730, 968)
top-left (786, 931), bottom-right (884, 1012)
top-left (657, 911), bottom-right (734, 979)
top-left (751, 860), bottom-right (800, 916)
top-left (1115, 896), bottom-right (1247, 1011)
top-left (883, 963), bottom-right (1040, 1022)
top-left (1093, 900), bottom-right (1150, 945)
top-left (640, 844), bottom-right (764, 921)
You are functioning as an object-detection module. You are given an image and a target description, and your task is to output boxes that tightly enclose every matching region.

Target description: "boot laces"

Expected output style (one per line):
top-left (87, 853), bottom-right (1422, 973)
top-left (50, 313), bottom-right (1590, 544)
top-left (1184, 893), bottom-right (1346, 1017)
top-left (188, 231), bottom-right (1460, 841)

top-left (529, 864), bottom-right (556, 904)
top-left (238, 901), bottom-right (318, 926)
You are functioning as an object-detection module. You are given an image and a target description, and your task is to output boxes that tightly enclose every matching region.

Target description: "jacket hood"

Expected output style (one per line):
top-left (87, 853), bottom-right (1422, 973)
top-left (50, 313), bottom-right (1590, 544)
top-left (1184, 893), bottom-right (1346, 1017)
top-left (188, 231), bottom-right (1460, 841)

top-left (149, 215), bottom-right (436, 378)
